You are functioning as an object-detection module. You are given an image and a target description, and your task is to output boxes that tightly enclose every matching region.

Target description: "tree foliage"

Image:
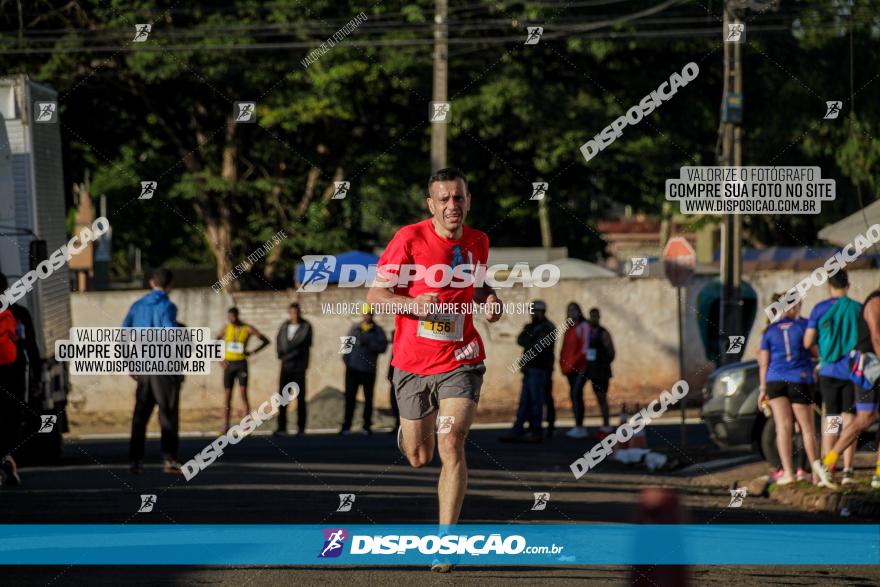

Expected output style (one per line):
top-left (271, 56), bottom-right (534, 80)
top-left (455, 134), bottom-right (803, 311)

top-left (1, 0), bottom-right (877, 287)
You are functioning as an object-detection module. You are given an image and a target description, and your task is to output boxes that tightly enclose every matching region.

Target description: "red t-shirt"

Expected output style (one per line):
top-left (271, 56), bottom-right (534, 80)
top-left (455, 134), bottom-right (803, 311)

top-left (377, 218), bottom-right (489, 375)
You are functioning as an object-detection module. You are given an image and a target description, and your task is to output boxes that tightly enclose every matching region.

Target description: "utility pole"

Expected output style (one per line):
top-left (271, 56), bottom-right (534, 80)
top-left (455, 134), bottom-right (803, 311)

top-left (719, 1), bottom-right (743, 365)
top-left (430, 0), bottom-right (448, 172)
top-left (538, 197), bottom-right (553, 248)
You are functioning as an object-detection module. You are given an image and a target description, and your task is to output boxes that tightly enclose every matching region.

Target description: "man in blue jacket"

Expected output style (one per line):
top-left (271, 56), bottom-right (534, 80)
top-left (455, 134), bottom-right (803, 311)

top-left (123, 268), bottom-right (182, 474)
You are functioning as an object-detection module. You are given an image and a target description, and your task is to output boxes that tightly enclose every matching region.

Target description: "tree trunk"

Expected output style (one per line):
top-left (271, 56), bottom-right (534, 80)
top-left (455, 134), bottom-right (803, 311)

top-left (199, 113), bottom-right (238, 287)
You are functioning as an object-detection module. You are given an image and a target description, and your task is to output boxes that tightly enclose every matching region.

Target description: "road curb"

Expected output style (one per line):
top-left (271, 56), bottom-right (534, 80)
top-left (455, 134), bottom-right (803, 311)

top-left (766, 481), bottom-right (880, 518)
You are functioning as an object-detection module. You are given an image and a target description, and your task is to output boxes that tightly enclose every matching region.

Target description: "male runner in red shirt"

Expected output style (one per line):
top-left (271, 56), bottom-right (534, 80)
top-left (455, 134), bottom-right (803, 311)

top-left (367, 168), bottom-right (502, 570)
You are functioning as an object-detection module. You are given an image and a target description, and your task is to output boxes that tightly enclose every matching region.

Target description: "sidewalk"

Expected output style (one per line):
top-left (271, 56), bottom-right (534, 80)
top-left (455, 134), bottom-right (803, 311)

top-left (689, 451), bottom-right (880, 519)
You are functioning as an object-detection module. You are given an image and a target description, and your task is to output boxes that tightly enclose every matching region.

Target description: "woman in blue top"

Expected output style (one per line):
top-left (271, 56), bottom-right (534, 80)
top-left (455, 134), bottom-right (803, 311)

top-left (758, 295), bottom-right (831, 486)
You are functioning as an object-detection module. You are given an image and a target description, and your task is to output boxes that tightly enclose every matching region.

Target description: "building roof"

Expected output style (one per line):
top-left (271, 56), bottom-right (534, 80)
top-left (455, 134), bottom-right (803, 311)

top-left (818, 199), bottom-right (880, 246)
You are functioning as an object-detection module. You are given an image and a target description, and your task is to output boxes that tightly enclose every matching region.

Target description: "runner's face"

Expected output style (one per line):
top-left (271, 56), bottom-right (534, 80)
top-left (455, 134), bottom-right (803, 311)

top-left (427, 179), bottom-right (469, 233)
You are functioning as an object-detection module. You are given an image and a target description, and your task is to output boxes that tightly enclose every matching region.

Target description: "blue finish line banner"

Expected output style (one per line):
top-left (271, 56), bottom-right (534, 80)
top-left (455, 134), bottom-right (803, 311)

top-left (0, 525), bottom-right (877, 565)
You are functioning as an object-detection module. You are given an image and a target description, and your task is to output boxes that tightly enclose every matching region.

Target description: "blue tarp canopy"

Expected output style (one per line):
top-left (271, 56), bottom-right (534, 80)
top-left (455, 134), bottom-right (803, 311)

top-left (295, 250), bottom-right (379, 285)
top-left (714, 246), bottom-right (878, 262)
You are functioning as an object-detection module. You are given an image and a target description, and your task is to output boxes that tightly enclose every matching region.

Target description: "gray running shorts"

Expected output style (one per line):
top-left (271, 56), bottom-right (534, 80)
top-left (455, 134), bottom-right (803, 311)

top-left (393, 362), bottom-right (486, 420)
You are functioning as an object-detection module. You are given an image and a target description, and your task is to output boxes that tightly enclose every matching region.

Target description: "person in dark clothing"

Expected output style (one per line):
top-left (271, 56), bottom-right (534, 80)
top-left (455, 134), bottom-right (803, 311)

top-left (0, 272), bottom-right (42, 486)
top-left (585, 308), bottom-right (615, 427)
top-left (560, 303), bottom-right (590, 438)
top-left (386, 329), bottom-right (399, 433)
top-left (340, 311), bottom-right (388, 435)
top-left (500, 300), bottom-right (556, 443)
top-left (123, 268), bottom-right (182, 475)
top-left (857, 286), bottom-right (880, 488)
top-left (275, 302), bottom-right (312, 436)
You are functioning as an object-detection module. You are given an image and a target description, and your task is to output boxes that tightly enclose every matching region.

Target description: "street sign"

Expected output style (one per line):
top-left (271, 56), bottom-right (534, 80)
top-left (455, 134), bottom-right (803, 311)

top-left (662, 237), bottom-right (696, 287)
top-left (662, 236), bottom-right (696, 447)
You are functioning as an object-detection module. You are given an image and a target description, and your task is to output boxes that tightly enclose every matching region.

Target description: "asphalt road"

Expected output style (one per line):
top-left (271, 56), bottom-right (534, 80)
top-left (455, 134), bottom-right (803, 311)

top-left (2, 423), bottom-right (878, 585)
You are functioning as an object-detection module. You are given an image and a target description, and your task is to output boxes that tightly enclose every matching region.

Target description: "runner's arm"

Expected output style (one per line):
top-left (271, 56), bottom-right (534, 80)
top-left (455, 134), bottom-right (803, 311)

top-left (864, 297), bottom-right (880, 356)
top-left (516, 324), bottom-right (532, 348)
top-left (246, 326), bottom-right (271, 356)
top-left (474, 285), bottom-right (503, 322)
top-left (366, 280), bottom-right (437, 317)
top-left (757, 349), bottom-right (769, 408)
top-left (602, 330), bottom-right (615, 362)
top-left (803, 327), bottom-right (817, 350)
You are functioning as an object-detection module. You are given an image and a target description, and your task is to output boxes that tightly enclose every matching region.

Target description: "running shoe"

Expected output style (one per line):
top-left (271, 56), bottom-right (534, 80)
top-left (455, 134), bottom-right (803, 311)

top-left (871, 475), bottom-right (880, 489)
top-left (431, 559), bottom-right (453, 573)
top-left (0, 457), bottom-right (21, 486)
top-left (775, 474), bottom-right (795, 486)
top-left (812, 460), bottom-right (838, 489)
top-left (769, 468), bottom-right (784, 482)
top-left (162, 460), bottom-right (184, 475)
top-left (841, 468), bottom-right (856, 485)
top-left (339, 429), bottom-right (352, 436)
top-left (129, 461), bottom-right (143, 475)
top-left (796, 468), bottom-right (808, 482)
top-left (565, 427), bottom-right (589, 439)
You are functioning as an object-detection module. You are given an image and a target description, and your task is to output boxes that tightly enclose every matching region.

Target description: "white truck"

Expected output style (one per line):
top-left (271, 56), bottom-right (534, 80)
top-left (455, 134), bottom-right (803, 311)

top-left (0, 75), bottom-right (70, 462)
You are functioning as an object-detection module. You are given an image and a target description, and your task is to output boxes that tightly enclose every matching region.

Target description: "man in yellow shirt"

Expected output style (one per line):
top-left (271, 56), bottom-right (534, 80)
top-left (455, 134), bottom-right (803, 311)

top-left (217, 307), bottom-right (269, 432)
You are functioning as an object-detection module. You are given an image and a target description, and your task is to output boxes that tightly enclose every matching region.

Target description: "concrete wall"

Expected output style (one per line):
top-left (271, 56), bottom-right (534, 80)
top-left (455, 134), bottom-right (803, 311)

top-left (67, 269), bottom-right (880, 430)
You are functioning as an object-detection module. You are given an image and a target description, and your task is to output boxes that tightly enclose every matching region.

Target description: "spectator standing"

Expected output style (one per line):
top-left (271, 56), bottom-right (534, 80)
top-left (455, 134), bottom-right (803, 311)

top-left (820, 277), bottom-right (880, 488)
top-left (275, 303), bottom-right (312, 436)
top-left (804, 270), bottom-right (861, 484)
top-left (560, 303), bottom-right (590, 438)
top-left (585, 308), bottom-right (616, 428)
top-left (0, 272), bottom-right (41, 486)
top-left (501, 300), bottom-right (556, 443)
top-left (340, 311), bottom-right (388, 435)
top-left (216, 307), bottom-right (269, 433)
top-left (855, 283), bottom-right (880, 488)
top-left (387, 330), bottom-right (399, 432)
top-left (124, 268), bottom-right (182, 475)
top-left (757, 296), bottom-right (831, 487)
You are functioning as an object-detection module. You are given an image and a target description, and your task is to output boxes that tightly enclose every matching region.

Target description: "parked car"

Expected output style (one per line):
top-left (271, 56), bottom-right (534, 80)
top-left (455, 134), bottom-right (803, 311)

top-left (701, 360), bottom-right (876, 468)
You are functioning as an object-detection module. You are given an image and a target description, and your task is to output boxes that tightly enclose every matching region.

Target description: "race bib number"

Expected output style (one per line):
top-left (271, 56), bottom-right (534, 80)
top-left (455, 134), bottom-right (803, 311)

top-left (417, 313), bottom-right (464, 342)
top-left (586, 348), bottom-right (597, 361)
top-left (226, 342), bottom-right (245, 355)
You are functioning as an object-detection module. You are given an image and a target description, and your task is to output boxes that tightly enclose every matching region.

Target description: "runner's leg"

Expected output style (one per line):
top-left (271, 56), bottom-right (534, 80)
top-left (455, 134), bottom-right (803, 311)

top-left (769, 396), bottom-right (794, 478)
top-left (543, 370), bottom-right (555, 434)
top-left (342, 367), bottom-right (358, 432)
top-left (591, 376), bottom-right (611, 427)
top-left (436, 397), bottom-right (476, 525)
top-left (224, 387), bottom-right (233, 430)
top-left (400, 411), bottom-right (435, 468)
top-left (842, 413), bottom-right (856, 471)
top-left (819, 376), bottom-right (840, 458)
top-left (792, 403), bottom-right (819, 465)
top-left (567, 372), bottom-right (586, 428)
top-left (239, 384), bottom-right (250, 420)
top-left (362, 370), bottom-right (376, 432)
top-left (828, 410), bottom-right (876, 464)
